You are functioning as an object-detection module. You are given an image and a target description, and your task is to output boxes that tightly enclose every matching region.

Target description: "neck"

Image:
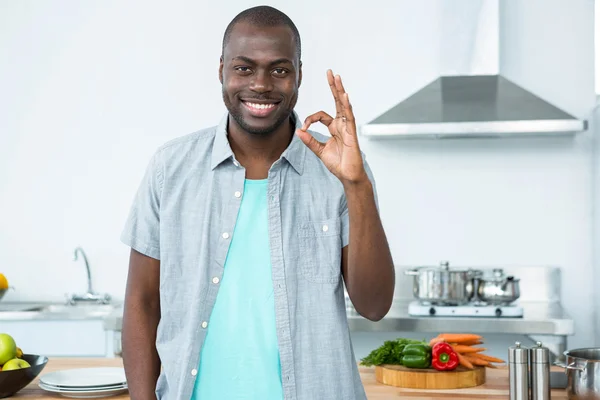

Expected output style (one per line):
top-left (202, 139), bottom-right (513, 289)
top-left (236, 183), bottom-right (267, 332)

top-left (226, 115), bottom-right (295, 167)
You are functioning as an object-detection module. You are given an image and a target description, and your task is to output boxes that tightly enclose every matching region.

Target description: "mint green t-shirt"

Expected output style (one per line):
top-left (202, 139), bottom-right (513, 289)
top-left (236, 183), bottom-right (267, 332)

top-left (191, 179), bottom-right (283, 400)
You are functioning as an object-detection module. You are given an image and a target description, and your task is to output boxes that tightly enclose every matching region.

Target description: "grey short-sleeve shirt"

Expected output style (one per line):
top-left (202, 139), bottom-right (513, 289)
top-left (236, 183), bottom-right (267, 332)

top-left (121, 111), bottom-right (378, 400)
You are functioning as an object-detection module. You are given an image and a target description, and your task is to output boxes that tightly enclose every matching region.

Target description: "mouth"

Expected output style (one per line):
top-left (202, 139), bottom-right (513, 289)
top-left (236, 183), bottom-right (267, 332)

top-left (241, 100), bottom-right (280, 117)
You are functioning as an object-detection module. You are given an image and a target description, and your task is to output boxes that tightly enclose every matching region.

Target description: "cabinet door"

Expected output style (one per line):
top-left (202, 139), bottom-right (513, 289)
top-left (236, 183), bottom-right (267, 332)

top-left (2, 320), bottom-right (108, 357)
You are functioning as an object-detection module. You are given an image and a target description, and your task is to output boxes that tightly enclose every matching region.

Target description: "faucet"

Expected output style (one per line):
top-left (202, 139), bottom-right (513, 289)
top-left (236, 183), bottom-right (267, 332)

top-left (67, 247), bottom-right (111, 305)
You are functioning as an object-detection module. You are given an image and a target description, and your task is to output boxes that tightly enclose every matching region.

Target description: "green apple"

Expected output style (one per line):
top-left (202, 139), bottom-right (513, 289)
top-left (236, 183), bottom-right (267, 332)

top-left (0, 334), bottom-right (16, 365)
top-left (2, 358), bottom-right (30, 371)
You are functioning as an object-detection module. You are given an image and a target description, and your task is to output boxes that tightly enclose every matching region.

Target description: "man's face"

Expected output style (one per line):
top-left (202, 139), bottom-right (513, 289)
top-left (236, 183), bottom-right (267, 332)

top-left (220, 22), bottom-right (302, 135)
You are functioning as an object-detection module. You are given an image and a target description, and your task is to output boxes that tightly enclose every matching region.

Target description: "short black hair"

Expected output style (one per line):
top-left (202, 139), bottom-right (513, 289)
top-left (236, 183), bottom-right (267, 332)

top-left (222, 5), bottom-right (301, 61)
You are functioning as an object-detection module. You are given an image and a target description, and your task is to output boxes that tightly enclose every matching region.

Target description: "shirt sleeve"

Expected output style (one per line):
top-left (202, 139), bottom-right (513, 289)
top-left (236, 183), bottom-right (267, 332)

top-left (120, 150), bottom-right (163, 260)
top-left (340, 152), bottom-right (379, 248)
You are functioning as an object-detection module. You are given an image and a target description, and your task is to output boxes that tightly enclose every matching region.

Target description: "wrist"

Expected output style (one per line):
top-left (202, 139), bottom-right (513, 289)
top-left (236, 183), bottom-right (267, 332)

top-left (342, 175), bottom-right (372, 195)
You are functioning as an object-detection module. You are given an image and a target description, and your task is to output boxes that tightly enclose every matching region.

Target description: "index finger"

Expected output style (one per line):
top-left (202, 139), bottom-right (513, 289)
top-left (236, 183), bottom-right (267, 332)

top-left (327, 69), bottom-right (343, 118)
top-left (335, 75), bottom-right (356, 124)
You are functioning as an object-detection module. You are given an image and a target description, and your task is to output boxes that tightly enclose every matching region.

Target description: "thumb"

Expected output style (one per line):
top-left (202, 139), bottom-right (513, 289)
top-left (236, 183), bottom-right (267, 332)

top-left (296, 129), bottom-right (325, 157)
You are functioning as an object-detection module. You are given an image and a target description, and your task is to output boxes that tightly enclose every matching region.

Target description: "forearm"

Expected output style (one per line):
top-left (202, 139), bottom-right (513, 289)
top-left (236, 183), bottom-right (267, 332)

top-left (122, 298), bottom-right (161, 400)
top-left (344, 178), bottom-right (395, 321)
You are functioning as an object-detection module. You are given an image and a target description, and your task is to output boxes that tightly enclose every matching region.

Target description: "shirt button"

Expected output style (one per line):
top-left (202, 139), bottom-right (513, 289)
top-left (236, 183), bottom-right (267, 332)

top-left (322, 225), bottom-right (329, 232)
top-left (222, 232), bottom-right (230, 239)
top-left (212, 277), bottom-right (220, 284)
top-left (201, 321), bottom-right (208, 329)
top-left (233, 160), bottom-right (240, 167)
top-left (234, 191), bottom-right (241, 198)
top-left (191, 368), bottom-right (197, 376)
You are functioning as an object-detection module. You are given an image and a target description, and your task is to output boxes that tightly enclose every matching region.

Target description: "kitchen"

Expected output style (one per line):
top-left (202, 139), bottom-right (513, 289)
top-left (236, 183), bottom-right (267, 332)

top-left (0, 0), bottom-right (599, 398)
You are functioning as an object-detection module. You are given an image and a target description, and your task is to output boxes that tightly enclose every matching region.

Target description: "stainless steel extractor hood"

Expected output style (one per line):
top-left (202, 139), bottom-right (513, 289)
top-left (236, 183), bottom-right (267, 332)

top-left (360, 1), bottom-right (588, 139)
top-left (360, 74), bottom-right (587, 139)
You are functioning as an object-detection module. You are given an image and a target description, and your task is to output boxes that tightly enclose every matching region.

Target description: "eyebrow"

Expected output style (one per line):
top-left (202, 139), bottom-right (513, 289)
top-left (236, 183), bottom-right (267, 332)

top-left (232, 56), bottom-right (294, 67)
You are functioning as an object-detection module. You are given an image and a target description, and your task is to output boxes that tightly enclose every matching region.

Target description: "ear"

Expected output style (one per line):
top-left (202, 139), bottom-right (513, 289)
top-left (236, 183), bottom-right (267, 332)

top-left (298, 61), bottom-right (303, 88)
top-left (219, 56), bottom-right (224, 84)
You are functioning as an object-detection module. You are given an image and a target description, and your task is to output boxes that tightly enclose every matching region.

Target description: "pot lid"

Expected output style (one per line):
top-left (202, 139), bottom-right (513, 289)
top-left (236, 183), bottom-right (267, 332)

top-left (412, 261), bottom-right (480, 274)
top-left (482, 268), bottom-right (520, 282)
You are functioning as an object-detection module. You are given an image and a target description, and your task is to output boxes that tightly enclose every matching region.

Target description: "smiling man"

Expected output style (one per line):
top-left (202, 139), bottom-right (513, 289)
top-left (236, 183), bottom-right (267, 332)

top-left (120, 5), bottom-right (395, 400)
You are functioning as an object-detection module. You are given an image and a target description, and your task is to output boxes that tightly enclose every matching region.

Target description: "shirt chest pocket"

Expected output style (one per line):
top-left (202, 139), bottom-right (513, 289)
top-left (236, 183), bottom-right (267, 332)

top-left (297, 217), bottom-right (342, 284)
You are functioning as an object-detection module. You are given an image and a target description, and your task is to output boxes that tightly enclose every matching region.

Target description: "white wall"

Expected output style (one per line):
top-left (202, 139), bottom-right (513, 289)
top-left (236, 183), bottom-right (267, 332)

top-left (499, 0), bottom-right (597, 347)
top-left (0, 0), bottom-right (597, 349)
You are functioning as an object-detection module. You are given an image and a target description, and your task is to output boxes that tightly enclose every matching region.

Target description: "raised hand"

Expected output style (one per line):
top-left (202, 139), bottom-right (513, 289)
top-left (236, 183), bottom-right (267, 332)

top-left (296, 69), bottom-right (368, 185)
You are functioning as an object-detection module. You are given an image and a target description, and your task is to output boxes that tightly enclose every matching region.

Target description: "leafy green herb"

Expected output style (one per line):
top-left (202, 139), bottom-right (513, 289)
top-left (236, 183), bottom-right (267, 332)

top-left (360, 338), bottom-right (428, 366)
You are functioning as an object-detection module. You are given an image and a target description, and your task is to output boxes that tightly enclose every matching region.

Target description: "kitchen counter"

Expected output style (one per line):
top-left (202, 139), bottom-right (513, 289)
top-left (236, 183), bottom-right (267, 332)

top-left (1, 299), bottom-right (573, 336)
top-left (12, 357), bottom-right (569, 399)
top-left (101, 299), bottom-right (573, 335)
top-left (0, 302), bottom-right (117, 321)
top-left (348, 299), bottom-right (574, 335)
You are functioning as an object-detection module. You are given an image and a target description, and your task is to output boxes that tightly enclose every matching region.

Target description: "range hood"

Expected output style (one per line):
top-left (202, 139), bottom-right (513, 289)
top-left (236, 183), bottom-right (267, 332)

top-left (360, 1), bottom-right (588, 139)
top-left (360, 74), bottom-right (587, 139)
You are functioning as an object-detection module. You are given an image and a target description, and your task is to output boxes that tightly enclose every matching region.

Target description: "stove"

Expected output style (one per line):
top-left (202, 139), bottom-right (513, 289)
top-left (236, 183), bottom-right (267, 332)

top-left (408, 300), bottom-right (524, 318)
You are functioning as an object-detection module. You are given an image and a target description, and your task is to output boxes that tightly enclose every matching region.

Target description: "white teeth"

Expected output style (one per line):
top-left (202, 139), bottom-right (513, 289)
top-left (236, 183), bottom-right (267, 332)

top-left (246, 102), bottom-right (275, 110)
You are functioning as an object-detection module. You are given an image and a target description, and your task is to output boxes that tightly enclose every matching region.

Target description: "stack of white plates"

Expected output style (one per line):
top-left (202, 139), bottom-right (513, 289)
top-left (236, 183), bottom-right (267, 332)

top-left (38, 367), bottom-right (128, 398)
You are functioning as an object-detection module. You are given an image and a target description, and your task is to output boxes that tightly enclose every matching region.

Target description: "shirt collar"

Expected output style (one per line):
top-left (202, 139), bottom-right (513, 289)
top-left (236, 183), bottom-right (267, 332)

top-left (210, 111), bottom-right (306, 175)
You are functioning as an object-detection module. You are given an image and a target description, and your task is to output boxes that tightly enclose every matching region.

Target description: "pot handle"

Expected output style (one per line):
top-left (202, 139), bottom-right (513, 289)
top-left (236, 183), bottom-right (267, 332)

top-left (554, 361), bottom-right (586, 372)
top-left (404, 269), bottom-right (419, 276)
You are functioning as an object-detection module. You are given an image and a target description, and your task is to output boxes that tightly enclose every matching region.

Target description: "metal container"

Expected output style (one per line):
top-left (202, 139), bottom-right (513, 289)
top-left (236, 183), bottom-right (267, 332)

top-left (476, 268), bottom-right (521, 305)
top-left (509, 342), bottom-right (530, 400)
top-left (555, 347), bottom-right (600, 400)
top-left (530, 341), bottom-right (551, 400)
top-left (404, 261), bottom-right (482, 305)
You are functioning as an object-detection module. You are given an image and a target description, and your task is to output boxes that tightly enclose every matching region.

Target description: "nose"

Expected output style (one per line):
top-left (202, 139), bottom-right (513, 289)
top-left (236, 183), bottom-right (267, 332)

top-left (250, 70), bottom-right (273, 94)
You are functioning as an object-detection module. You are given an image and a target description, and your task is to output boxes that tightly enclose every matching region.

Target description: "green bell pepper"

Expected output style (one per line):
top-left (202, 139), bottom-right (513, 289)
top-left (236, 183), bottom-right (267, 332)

top-left (401, 344), bottom-right (432, 369)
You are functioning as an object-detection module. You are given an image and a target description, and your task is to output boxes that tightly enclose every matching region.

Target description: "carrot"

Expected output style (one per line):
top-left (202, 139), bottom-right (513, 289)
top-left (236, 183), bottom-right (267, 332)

top-left (471, 353), bottom-right (505, 364)
top-left (451, 345), bottom-right (486, 354)
top-left (429, 337), bottom-right (446, 346)
top-left (437, 333), bottom-right (482, 343)
top-left (464, 355), bottom-right (490, 367)
top-left (456, 352), bottom-right (474, 369)
top-left (453, 340), bottom-right (483, 346)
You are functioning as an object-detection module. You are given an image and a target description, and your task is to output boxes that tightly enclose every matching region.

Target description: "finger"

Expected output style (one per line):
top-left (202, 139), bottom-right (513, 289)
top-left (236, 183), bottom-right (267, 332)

top-left (340, 93), bottom-right (355, 125)
top-left (327, 69), bottom-right (343, 118)
top-left (334, 74), bottom-right (349, 115)
top-left (301, 111), bottom-right (334, 131)
top-left (296, 128), bottom-right (325, 157)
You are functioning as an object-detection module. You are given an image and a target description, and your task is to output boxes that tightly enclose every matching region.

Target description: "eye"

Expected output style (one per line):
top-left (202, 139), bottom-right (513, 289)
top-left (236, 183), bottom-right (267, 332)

top-left (234, 66), bottom-right (252, 75)
top-left (272, 68), bottom-right (289, 76)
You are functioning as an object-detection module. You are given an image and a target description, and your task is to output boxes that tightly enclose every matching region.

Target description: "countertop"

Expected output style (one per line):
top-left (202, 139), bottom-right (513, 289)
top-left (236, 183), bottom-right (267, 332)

top-left (100, 299), bottom-right (574, 336)
top-left (11, 357), bottom-right (569, 399)
top-left (0, 299), bottom-right (574, 337)
top-left (347, 299), bottom-right (574, 335)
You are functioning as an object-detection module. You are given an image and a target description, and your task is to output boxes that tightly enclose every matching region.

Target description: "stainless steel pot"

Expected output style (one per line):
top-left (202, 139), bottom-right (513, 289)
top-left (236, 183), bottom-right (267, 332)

top-left (404, 261), bottom-right (482, 305)
top-left (476, 268), bottom-right (520, 305)
top-left (555, 348), bottom-right (600, 399)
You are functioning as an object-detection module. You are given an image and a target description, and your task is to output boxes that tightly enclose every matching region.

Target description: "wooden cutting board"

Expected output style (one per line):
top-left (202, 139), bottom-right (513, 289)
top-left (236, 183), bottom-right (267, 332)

top-left (375, 364), bottom-right (486, 389)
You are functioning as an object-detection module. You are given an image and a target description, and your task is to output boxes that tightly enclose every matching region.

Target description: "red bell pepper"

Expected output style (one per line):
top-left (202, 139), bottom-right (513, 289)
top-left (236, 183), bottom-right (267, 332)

top-left (431, 342), bottom-right (459, 371)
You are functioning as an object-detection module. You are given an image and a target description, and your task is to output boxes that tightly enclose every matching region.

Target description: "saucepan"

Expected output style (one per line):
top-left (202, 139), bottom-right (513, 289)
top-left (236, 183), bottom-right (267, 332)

top-left (555, 347), bottom-right (600, 399)
top-left (404, 261), bottom-right (482, 305)
top-left (476, 268), bottom-right (521, 305)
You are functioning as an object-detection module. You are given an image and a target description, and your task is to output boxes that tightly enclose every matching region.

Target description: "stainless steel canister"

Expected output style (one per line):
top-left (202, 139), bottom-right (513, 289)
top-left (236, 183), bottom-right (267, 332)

top-left (509, 342), bottom-right (530, 400)
top-left (530, 342), bottom-right (550, 400)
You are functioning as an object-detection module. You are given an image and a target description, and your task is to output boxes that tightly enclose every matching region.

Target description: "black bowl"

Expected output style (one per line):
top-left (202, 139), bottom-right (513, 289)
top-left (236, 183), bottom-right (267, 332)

top-left (0, 354), bottom-right (48, 398)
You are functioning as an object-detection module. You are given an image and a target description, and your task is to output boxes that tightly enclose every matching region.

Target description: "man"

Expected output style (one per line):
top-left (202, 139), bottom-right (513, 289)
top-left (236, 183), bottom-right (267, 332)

top-left (120, 5), bottom-right (395, 400)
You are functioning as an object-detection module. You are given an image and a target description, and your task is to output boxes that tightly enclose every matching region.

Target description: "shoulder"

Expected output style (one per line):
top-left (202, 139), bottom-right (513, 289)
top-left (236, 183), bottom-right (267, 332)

top-left (155, 126), bottom-right (218, 158)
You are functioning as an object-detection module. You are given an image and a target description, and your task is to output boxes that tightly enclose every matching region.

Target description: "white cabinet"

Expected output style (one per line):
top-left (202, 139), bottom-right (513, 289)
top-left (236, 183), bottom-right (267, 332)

top-left (1, 320), bottom-right (109, 357)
